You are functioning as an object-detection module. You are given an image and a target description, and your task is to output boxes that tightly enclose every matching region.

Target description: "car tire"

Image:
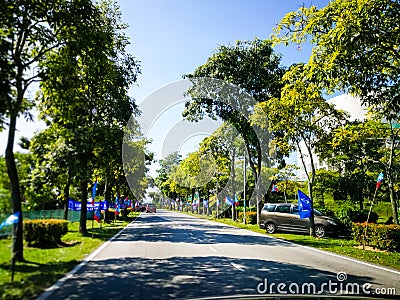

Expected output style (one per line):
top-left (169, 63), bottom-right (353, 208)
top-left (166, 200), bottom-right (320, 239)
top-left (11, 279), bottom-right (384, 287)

top-left (315, 225), bottom-right (326, 238)
top-left (266, 222), bottom-right (276, 234)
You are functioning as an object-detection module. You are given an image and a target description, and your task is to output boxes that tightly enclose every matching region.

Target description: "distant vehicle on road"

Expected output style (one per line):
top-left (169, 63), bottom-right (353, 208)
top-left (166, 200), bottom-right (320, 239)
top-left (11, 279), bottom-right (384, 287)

top-left (259, 203), bottom-right (343, 238)
top-left (145, 203), bottom-right (156, 213)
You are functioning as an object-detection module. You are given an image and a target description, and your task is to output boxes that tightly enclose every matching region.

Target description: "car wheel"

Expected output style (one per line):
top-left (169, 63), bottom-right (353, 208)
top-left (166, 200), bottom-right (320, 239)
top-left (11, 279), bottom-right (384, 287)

top-left (315, 225), bottom-right (326, 238)
top-left (266, 222), bottom-right (276, 234)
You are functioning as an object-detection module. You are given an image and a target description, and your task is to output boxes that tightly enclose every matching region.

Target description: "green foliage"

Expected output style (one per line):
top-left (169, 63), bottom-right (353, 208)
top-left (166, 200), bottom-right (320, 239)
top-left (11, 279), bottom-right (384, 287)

top-left (353, 223), bottom-right (400, 252)
top-left (273, 0), bottom-right (400, 110)
top-left (313, 206), bottom-right (335, 217)
top-left (313, 169), bottom-right (340, 206)
top-left (0, 188), bottom-right (11, 213)
top-left (336, 206), bottom-right (378, 231)
top-left (237, 211), bottom-right (257, 224)
top-left (23, 219), bottom-right (68, 247)
top-left (272, 0), bottom-right (400, 223)
top-left (235, 206), bottom-right (256, 213)
top-left (184, 38), bottom-right (285, 209)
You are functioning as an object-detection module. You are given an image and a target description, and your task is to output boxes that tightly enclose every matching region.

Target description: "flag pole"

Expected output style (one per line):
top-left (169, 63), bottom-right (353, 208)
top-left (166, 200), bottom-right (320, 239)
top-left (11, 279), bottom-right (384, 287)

top-left (243, 153), bottom-right (247, 224)
top-left (363, 188), bottom-right (377, 250)
top-left (363, 172), bottom-right (383, 250)
top-left (11, 221), bottom-right (17, 281)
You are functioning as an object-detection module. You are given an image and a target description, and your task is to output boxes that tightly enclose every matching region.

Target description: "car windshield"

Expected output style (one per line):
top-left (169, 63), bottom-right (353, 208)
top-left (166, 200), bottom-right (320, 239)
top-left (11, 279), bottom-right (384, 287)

top-left (314, 209), bottom-right (324, 216)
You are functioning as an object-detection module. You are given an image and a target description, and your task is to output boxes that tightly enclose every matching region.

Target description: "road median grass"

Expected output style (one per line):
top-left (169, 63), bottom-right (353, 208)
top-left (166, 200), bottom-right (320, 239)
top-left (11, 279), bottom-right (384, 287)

top-left (177, 210), bottom-right (400, 272)
top-left (0, 213), bottom-right (139, 300)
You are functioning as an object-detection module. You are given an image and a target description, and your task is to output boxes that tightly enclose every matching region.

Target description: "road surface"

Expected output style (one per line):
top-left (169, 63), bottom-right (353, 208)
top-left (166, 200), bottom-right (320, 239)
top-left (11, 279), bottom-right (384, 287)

top-left (38, 210), bottom-right (400, 299)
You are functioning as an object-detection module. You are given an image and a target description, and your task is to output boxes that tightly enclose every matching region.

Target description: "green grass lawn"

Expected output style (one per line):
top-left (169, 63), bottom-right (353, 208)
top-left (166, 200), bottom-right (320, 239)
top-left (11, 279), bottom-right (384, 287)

top-left (0, 213), bottom-right (139, 300)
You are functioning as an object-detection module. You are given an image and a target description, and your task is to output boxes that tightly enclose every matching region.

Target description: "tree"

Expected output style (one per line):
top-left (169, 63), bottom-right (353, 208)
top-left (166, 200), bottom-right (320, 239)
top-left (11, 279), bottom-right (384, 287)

top-left (252, 64), bottom-right (347, 236)
top-left (272, 0), bottom-right (400, 223)
top-left (313, 170), bottom-right (340, 207)
top-left (318, 120), bottom-right (383, 209)
top-left (36, 0), bottom-right (140, 234)
top-left (272, 0), bottom-right (400, 110)
top-left (184, 38), bottom-right (285, 223)
top-left (155, 152), bottom-right (182, 201)
top-left (273, 164), bottom-right (299, 203)
top-left (321, 117), bottom-right (400, 222)
top-left (0, 0), bottom-right (102, 261)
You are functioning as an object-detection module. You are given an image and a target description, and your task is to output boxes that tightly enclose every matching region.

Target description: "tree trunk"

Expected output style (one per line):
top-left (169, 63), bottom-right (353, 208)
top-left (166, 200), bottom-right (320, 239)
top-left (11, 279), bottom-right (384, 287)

top-left (308, 181), bottom-right (315, 237)
top-left (79, 179), bottom-right (88, 234)
top-left (63, 174), bottom-right (71, 220)
top-left (6, 113), bottom-right (24, 262)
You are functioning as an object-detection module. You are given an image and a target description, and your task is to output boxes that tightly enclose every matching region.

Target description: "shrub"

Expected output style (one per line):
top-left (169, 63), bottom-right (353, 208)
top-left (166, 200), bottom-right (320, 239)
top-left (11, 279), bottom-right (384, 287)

top-left (235, 206), bottom-right (256, 213)
top-left (352, 223), bottom-right (400, 252)
top-left (237, 212), bottom-right (257, 224)
top-left (336, 207), bottom-right (378, 230)
top-left (314, 206), bottom-right (335, 216)
top-left (23, 219), bottom-right (68, 246)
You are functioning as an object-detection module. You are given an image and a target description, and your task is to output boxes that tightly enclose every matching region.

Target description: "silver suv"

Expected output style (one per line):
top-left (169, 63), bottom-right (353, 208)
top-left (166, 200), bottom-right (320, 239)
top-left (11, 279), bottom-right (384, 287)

top-left (259, 203), bottom-right (341, 238)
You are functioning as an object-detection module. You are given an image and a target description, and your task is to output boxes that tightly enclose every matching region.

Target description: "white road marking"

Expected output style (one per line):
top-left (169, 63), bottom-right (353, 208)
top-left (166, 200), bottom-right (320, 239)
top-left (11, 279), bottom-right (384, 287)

top-left (230, 262), bottom-right (245, 272)
top-left (209, 246), bottom-right (218, 253)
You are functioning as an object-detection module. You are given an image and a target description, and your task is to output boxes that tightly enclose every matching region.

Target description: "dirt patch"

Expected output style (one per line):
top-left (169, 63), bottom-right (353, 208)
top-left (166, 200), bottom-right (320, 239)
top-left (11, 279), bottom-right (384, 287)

top-left (355, 245), bottom-right (387, 252)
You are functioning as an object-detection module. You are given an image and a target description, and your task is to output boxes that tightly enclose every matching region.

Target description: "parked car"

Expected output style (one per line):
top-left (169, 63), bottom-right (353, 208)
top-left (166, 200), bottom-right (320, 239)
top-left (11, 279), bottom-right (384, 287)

top-left (259, 203), bottom-right (343, 238)
top-left (145, 203), bottom-right (156, 213)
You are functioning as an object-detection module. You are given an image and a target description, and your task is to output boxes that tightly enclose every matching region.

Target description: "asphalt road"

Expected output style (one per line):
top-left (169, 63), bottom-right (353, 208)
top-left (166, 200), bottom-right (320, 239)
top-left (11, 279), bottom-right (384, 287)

top-left (38, 210), bottom-right (400, 299)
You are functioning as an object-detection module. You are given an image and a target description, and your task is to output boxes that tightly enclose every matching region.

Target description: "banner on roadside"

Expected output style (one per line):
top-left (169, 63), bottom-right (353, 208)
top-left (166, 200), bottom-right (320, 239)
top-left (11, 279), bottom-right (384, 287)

top-left (68, 199), bottom-right (111, 211)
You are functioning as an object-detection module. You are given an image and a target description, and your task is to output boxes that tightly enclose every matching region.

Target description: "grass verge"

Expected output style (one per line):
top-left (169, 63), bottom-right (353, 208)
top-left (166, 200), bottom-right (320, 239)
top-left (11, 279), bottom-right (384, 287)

top-left (179, 210), bottom-right (400, 271)
top-left (0, 213), bottom-right (139, 300)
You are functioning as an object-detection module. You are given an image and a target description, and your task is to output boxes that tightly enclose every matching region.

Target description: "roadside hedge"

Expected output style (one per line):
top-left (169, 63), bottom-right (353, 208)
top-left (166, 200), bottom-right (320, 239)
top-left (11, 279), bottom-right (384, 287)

top-left (23, 219), bottom-right (68, 246)
top-left (238, 212), bottom-right (257, 224)
top-left (352, 222), bottom-right (400, 252)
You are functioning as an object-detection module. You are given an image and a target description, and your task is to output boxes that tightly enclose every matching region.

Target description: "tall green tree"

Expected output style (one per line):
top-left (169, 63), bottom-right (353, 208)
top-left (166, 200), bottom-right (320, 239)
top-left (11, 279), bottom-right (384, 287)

top-left (37, 0), bottom-right (140, 234)
top-left (183, 38), bottom-right (285, 223)
top-left (272, 0), bottom-right (400, 223)
top-left (155, 152), bottom-right (182, 200)
top-left (253, 64), bottom-right (347, 236)
top-left (272, 0), bottom-right (400, 110)
top-left (0, 0), bottom-right (99, 261)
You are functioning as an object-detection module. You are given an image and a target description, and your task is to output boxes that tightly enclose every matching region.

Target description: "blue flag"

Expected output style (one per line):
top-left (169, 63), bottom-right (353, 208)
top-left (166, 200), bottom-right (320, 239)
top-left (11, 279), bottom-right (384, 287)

top-left (298, 189), bottom-right (312, 219)
top-left (92, 181), bottom-right (98, 202)
top-left (224, 196), bottom-right (233, 206)
top-left (93, 203), bottom-right (101, 223)
top-left (0, 212), bottom-right (20, 230)
top-left (376, 172), bottom-right (384, 190)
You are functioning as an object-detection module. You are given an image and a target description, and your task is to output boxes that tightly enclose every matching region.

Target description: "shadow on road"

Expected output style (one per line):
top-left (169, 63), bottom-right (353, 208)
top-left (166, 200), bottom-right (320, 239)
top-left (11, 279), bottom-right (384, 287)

top-left (47, 255), bottom-right (378, 300)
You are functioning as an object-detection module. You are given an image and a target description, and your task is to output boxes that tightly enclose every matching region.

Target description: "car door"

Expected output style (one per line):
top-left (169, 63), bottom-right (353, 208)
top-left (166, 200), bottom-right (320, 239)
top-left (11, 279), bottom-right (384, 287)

top-left (290, 205), bottom-right (310, 233)
top-left (274, 204), bottom-right (292, 230)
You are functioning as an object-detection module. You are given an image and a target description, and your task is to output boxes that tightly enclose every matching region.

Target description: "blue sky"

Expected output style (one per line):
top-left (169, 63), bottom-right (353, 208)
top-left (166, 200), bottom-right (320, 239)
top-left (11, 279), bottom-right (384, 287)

top-left (118, 0), bottom-right (331, 102)
top-left (1, 0), bottom-right (332, 157)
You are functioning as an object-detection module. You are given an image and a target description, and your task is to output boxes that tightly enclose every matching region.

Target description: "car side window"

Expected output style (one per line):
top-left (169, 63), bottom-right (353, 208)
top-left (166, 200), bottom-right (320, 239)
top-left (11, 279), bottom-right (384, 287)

top-left (263, 204), bottom-right (276, 212)
top-left (292, 206), bottom-right (299, 215)
top-left (276, 205), bottom-right (290, 213)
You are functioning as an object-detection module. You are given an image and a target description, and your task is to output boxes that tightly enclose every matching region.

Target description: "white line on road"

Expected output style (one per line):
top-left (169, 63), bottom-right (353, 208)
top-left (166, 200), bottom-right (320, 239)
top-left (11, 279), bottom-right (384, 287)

top-left (209, 246), bottom-right (218, 253)
top-left (230, 262), bottom-right (245, 272)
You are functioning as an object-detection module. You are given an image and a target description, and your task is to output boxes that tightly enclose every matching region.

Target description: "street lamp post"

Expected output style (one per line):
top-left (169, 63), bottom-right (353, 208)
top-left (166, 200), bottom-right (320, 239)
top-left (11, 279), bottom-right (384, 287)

top-left (243, 153), bottom-right (247, 224)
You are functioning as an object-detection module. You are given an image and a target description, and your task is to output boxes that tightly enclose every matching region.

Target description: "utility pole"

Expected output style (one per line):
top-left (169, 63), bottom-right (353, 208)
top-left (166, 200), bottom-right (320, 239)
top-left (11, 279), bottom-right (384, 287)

top-left (243, 153), bottom-right (247, 224)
